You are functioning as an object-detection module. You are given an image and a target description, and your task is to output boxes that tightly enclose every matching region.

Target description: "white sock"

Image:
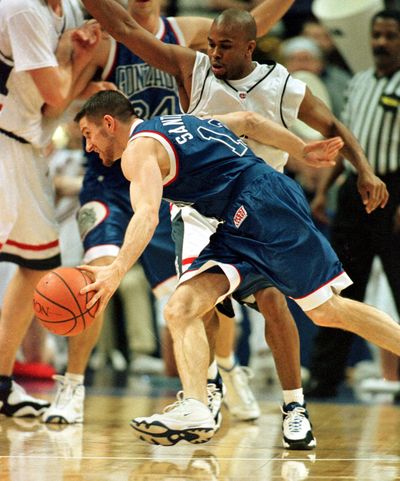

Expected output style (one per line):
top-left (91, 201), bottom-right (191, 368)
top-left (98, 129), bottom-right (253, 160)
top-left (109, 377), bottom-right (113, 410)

top-left (216, 353), bottom-right (236, 371)
top-left (65, 372), bottom-right (84, 385)
top-left (283, 388), bottom-right (304, 406)
top-left (207, 360), bottom-right (218, 380)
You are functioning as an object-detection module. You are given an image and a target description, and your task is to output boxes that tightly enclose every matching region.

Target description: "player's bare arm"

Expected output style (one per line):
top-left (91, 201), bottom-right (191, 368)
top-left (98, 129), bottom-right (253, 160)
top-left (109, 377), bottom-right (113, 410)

top-left (81, 137), bottom-right (164, 312)
top-left (31, 23), bottom-right (101, 113)
top-left (212, 111), bottom-right (343, 167)
top-left (250, 0), bottom-right (294, 37)
top-left (177, 0), bottom-right (294, 51)
top-left (81, 0), bottom-right (196, 87)
top-left (41, 24), bottom-right (106, 118)
top-left (298, 87), bottom-right (389, 213)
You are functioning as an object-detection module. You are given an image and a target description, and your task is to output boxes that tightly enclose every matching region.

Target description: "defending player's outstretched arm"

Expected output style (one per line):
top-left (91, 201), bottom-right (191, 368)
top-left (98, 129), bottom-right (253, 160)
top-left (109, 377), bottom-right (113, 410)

top-left (212, 111), bottom-right (344, 168)
top-left (81, 0), bottom-right (196, 80)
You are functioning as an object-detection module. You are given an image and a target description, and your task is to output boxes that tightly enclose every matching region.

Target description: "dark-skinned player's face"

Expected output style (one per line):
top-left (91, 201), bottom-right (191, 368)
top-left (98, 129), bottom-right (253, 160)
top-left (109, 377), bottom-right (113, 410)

top-left (207, 22), bottom-right (255, 80)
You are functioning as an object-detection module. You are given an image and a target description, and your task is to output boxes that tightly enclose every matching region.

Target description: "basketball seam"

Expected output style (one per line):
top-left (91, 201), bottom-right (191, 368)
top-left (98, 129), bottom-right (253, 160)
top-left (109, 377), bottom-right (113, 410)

top-left (53, 268), bottom-right (87, 329)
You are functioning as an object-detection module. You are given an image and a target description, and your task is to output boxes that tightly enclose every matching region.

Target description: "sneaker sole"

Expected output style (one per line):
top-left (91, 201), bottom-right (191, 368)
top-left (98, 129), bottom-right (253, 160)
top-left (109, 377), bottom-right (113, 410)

top-left (1, 404), bottom-right (50, 418)
top-left (130, 419), bottom-right (215, 446)
top-left (43, 414), bottom-right (83, 424)
top-left (283, 434), bottom-right (316, 451)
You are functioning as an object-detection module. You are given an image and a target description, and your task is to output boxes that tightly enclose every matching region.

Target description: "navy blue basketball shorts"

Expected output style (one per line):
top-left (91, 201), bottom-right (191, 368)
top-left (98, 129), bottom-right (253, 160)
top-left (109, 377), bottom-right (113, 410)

top-left (79, 176), bottom-right (177, 298)
top-left (179, 172), bottom-right (352, 312)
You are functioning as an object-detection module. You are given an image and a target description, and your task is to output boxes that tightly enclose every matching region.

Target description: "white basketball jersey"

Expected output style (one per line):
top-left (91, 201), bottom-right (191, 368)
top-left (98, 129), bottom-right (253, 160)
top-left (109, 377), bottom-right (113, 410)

top-left (186, 52), bottom-right (306, 172)
top-left (0, 0), bottom-right (83, 148)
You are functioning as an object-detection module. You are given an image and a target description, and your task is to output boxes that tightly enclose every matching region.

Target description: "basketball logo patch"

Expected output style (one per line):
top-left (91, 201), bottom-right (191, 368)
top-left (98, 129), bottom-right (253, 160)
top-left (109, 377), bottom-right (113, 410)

top-left (77, 201), bottom-right (109, 240)
top-left (233, 205), bottom-right (248, 228)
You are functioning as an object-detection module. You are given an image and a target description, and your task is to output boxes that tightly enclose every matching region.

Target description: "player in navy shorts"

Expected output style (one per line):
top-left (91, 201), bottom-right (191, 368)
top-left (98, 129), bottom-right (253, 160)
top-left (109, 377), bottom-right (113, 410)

top-left (44, 0), bottom-right (295, 427)
top-left (75, 90), bottom-right (400, 447)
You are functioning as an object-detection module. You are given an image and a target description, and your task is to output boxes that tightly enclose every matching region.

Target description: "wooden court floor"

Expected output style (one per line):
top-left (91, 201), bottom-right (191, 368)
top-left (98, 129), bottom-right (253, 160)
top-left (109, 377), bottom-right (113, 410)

top-left (1, 382), bottom-right (400, 481)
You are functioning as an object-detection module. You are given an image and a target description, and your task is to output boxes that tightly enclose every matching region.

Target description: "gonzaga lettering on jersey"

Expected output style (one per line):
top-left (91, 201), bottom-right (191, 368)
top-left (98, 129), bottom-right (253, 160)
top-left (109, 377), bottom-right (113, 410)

top-left (86, 16), bottom-right (185, 181)
top-left (104, 17), bottom-right (183, 120)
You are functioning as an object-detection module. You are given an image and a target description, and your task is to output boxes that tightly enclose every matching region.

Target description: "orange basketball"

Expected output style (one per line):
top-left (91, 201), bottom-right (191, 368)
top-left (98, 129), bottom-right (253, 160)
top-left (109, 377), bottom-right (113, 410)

top-left (33, 267), bottom-right (99, 336)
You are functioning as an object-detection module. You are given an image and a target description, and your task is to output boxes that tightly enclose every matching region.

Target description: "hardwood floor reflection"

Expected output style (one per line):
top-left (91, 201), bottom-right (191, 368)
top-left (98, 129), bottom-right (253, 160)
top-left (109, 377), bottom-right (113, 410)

top-left (1, 393), bottom-right (400, 480)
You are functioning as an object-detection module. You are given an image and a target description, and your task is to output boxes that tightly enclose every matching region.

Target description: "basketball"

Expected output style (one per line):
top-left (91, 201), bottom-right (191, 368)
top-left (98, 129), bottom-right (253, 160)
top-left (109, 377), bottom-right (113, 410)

top-left (33, 267), bottom-right (99, 337)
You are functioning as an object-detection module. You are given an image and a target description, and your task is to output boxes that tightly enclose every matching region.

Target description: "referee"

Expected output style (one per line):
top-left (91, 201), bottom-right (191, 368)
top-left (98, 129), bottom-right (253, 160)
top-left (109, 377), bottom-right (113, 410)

top-left (306, 9), bottom-right (400, 398)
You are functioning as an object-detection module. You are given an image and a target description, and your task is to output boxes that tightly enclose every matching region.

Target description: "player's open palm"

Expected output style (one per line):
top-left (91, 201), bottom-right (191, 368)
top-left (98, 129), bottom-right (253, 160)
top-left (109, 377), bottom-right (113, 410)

top-left (303, 137), bottom-right (344, 168)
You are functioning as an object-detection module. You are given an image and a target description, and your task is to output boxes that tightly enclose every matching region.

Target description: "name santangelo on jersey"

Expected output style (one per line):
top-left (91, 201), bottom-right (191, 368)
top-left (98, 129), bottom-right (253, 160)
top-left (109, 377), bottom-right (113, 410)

top-left (160, 115), bottom-right (194, 144)
top-left (116, 64), bottom-right (177, 97)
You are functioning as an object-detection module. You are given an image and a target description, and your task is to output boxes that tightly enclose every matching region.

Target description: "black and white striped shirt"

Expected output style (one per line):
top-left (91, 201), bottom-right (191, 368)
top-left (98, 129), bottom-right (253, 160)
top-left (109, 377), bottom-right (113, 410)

top-left (341, 68), bottom-right (400, 175)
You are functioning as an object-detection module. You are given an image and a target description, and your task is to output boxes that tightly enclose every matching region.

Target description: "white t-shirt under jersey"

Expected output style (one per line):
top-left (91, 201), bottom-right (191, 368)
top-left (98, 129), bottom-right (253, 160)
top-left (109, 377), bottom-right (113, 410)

top-left (186, 52), bottom-right (306, 173)
top-left (0, 0), bottom-right (83, 148)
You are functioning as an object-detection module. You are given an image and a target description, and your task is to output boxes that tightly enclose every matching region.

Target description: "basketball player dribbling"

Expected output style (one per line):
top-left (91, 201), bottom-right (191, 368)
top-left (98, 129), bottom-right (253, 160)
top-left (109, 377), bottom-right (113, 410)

top-left (42, 0), bottom-right (295, 432)
top-left (81, 0), bottom-right (388, 449)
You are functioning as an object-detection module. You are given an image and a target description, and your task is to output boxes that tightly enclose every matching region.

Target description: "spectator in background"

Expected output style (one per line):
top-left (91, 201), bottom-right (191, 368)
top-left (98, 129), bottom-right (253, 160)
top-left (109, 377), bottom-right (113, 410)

top-left (281, 35), bottom-right (351, 118)
top-left (301, 17), bottom-right (351, 72)
top-left (307, 9), bottom-right (400, 399)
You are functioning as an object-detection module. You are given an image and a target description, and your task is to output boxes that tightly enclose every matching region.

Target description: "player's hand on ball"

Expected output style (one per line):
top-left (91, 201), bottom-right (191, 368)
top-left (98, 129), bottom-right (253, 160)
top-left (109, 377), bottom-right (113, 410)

top-left (78, 263), bottom-right (125, 314)
top-left (303, 136), bottom-right (344, 168)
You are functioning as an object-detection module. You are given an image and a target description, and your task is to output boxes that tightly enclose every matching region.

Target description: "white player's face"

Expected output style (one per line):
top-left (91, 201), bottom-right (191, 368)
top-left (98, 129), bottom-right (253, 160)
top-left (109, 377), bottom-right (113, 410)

top-left (128, 0), bottom-right (160, 17)
top-left (79, 117), bottom-right (121, 166)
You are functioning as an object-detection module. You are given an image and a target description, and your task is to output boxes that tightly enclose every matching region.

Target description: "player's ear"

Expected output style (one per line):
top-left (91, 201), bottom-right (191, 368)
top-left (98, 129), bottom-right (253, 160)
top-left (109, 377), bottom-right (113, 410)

top-left (247, 39), bottom-right (256, 57)
top-left (103, 114), bottom-right (116, 132)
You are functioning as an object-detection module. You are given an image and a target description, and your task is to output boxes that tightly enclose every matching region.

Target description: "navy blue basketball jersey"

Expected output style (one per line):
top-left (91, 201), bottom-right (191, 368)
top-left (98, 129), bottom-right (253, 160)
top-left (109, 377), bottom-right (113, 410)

top-left (130, 114), bottom-right (270, 219)
top-left (85, 17), bottom-right (183, 180)
top-left (105, 17), bottom-right (182, 119)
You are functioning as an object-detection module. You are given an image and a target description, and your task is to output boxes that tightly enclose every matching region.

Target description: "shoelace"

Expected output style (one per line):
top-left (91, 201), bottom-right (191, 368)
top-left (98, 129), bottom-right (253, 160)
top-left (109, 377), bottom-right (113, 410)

top-left (52, 375), bottom-right (80, 409)
top-left (282, 406), bottom-right (307, 433)
top-left (163, 390), bottom-right (187, 413)
top-left (206, 384), bottom-right (222, 413)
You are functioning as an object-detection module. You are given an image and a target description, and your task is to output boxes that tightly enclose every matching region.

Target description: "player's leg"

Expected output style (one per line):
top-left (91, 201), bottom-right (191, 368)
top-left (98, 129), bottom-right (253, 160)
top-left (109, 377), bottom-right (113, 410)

top-left (307, 293), bottom-right (400, 356)
top-left (138, 201), bottom-right (178, 376)
top-left (0, 140), bottom-right (59, 416)
top-left (171, 205), bottom-right (248, 424)
top-left (42, 254), bottom-right (115, 424)
top-left (130, 271), bottom-right (229, 445)
top-left (254, 287), bottom-right (316, 450)
top-left (0, 267), bottom-right (54, 416)
top-left (214, 306), bottom-right (261, 422)
top-left (255, 288), bottom-right (302, 391)
top-left (43, 171), bottom-right (130, 424)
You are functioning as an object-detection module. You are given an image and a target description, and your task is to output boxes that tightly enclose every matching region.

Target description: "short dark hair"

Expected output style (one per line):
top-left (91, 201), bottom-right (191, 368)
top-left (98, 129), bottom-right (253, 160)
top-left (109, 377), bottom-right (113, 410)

top-left (74, 90), bottom-right (136, 124)
top-left (214, 9), bottom-right (257, 42)
top-left (371, 9), bottom-right (400, 30)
